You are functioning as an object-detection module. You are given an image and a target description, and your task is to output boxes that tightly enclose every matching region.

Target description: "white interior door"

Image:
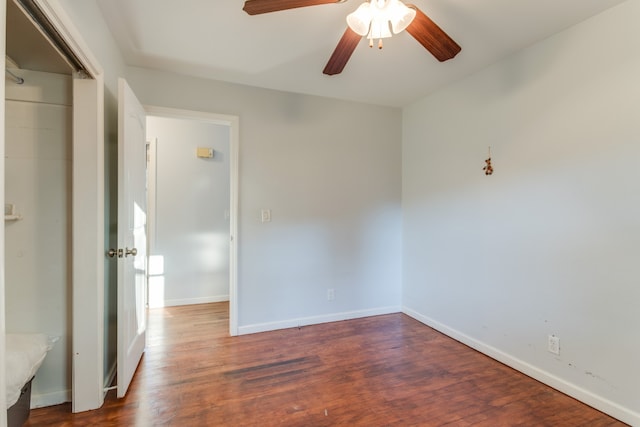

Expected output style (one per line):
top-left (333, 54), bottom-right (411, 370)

top-left (117, 78), bottom-right (147, 398)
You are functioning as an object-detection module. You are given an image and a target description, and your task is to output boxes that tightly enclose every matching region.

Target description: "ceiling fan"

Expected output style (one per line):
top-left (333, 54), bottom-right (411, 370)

top-left (242, 0), bottom-right (461, 75)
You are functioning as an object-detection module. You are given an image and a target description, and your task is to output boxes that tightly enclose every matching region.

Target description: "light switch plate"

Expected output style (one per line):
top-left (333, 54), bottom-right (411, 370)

top-left (261, 209), bottom-right (271, 223)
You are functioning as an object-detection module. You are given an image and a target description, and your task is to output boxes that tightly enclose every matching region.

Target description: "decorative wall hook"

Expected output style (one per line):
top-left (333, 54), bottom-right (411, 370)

top-left (483, 146), bottom-right (493, 176)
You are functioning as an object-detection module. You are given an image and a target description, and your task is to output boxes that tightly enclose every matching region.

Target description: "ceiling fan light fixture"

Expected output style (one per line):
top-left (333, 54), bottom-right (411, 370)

top-left (346, 0), bottom-right (416, 40)
top-left (388, 0), bottom-right (416, 34)
top-left (346, 2), bottom-right (372, 36)
top-left (368, 17), bottom-right (392, 40)
top-left (243, 0), bottom-right (461, 76)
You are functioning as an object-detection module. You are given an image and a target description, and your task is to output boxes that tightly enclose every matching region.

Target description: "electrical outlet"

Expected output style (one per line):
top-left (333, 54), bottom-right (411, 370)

top-left (548, 335), bottom-right (560, 355)
top-left (327, 288), bottom-right (335, 301)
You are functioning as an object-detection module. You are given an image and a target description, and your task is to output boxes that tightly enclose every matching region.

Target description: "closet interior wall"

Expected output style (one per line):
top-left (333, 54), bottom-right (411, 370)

top-left (4, 68), bottom-right (72, 407)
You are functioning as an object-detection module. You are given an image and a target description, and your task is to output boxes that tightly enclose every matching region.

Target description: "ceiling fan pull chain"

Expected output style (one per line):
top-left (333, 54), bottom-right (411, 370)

top-left (368, 38), bottom-right (383, 49)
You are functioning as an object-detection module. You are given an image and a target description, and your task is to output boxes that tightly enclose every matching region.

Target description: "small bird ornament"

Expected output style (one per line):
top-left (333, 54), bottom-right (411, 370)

top-left (483, 147), bottom-right (493, 176)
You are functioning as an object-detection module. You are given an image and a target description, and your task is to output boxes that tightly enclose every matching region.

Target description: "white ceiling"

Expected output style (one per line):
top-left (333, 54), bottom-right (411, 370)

top-left (96, 0), bottom-right (626, 107)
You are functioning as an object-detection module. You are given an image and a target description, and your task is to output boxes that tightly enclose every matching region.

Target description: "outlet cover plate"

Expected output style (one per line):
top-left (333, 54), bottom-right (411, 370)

top-left (327, 289), bottom-right (335, 301)
top-left (548, 335), bottom-right (560, 355)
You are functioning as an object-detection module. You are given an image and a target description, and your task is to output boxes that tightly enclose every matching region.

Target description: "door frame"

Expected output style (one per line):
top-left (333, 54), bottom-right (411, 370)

top-left (145, 106), bottom-right (240, 336)
top-left (25, 0), bottom-right (106, 414)
top-left (1, 4), bottom-right (7, 425)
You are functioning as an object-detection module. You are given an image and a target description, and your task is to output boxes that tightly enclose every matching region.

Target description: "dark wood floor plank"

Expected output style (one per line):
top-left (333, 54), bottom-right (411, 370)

top-left (26, 302), bottom-right (627, 426)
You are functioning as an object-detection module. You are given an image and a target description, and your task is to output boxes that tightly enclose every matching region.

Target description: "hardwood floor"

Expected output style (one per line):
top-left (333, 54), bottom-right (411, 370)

top-left (26, 303), bottom-right (626, 426)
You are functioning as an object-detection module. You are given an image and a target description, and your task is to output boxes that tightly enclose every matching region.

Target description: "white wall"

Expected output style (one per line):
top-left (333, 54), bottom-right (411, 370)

top-left (402, 0), bottom-right (640, 424)
top-left (147, 116), bottom-right (230, 307)
top-left (4, 69), bottom-right (72, 407)
top-left (127, 67), bottom-right (403, 332)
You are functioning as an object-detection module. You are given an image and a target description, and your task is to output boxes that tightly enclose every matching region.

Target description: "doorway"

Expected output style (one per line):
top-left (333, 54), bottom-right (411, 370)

top-left (145, 107), bottom-right (239, 336)
top-left (2, 0), bottom-right (106, 414)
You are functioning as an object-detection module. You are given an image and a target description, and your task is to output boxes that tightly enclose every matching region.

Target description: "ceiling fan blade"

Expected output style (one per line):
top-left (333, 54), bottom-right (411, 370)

top-left (323, 27), bottom-right (362, 75)
top-left (243, 0), bottom-right (342, 15)
top-left (405, 4), bottom-right (461, 62)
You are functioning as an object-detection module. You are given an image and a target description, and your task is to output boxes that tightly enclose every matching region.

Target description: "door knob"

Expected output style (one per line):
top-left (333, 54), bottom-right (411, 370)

top-left (125, 247), bottom-right (138, 257)
top-left (108, 248), bottom-right (123, 258)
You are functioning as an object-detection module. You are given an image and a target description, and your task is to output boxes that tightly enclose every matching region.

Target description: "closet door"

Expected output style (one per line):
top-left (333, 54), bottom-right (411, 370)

top-left (116, 78), bottom-right (147, 398)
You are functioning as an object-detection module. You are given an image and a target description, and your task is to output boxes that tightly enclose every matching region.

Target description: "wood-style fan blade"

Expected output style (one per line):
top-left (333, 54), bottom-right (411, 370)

top-left (323, 27), bottom-right (362, 75)
top-left (243, 0), bottom-right (341, 15)
top-left (405, 4), bottom-right (461, 62)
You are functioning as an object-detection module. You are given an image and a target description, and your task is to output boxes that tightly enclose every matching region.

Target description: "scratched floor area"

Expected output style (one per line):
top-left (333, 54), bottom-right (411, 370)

top-left (26, 302), bottom-right (627, 426)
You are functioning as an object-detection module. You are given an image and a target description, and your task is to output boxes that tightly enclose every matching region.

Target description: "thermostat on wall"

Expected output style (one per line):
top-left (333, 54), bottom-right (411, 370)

top-left (197, 147), bottom-right (214, 158)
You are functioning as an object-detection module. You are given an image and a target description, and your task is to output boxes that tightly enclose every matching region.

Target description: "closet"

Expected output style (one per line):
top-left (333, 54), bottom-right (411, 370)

top-left (5, 0), bottom-right (74, 410)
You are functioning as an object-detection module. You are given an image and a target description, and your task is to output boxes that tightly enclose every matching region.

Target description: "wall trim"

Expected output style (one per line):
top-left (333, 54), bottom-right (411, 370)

top-left (159, 295), bottom-right (230, 308)
top-left (402, 306), bottom-right (639, 426)
top-left (31, 388), bottom-right (71, 409)
top-left (238, 306), bottom-right (401, 336)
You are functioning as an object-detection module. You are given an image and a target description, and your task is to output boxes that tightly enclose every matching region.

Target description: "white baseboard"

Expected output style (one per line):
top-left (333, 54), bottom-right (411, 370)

top-left (238, 306), bottom-right (401, 335)
top-left (31, 389), bottom-right (71, 409)
top-left (157, 295), bottom-right (229, 308)
top-left (402, 306), bottom-right (640, 427)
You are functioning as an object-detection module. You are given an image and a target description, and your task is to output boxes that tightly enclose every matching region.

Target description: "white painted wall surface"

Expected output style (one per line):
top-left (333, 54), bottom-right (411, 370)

top-left (402, 1), bottom-right (640, 424)
top-left (4, 69), bottom-right (72, 407)
top-left (147, 116), bottom-right (231, 307)
top-left (127, 68), bottom-right (403, 332)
